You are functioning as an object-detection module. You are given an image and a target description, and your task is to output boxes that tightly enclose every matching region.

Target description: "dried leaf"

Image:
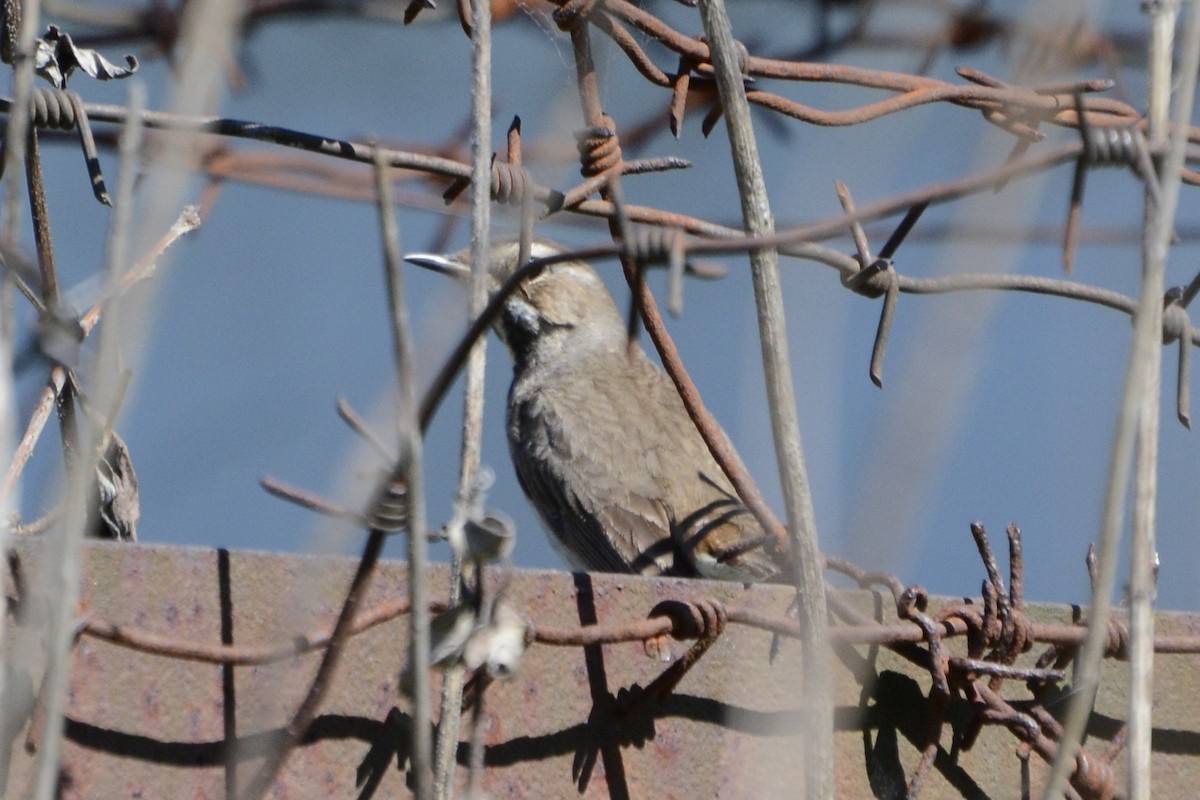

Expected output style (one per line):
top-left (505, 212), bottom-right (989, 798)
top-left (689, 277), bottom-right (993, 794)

top-left (93, 432), bottom-right (139, 542)
top-left (35, 25), bottom-right (138, 89)
top-left (463, 600), bottom-right (528, 679)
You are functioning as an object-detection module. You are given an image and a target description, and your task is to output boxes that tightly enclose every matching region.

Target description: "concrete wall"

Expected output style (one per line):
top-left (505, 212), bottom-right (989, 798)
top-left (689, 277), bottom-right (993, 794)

top-left (2, 542), bottom-right (1198, 798)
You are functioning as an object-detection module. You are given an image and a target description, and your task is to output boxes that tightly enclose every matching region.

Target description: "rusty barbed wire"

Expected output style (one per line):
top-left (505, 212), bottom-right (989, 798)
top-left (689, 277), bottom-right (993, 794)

top-left (5, 5), bottom-right (1200, 799)
top-left (1062, 90), bottom-right (1163, 272)
top-left (42, 126), bottom-right (1200, 253)
top-left (14, 96), bottom-right (1200, 243)
top-left (13, 8), bottom-right (1200, 184)
top-left (0, 72), bottom-right (127, 208)
top-left (53, 518), bottom-right (1198, 800)
top-left (47, 0), bottom-right (1145, 83)
top-left (9, 95), bottom-right (1200, 797)
top-left (64, 526), bottom-right (1199, 661)
top-left (565, 0), bottom-right (1170, 144)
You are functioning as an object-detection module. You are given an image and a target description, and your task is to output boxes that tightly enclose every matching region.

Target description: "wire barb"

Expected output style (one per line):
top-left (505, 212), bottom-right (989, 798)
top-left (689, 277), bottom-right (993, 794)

top-left (575, 115), bottom-right (624, 177)
top-left (1162, 290), bottom-right (1193, 427)
top-left (1064, 91), bottom-right (1163, 271)
top-left (489, 158), bottom-right (528, 206)
top-left (0, 86), bottom-right (109, 204)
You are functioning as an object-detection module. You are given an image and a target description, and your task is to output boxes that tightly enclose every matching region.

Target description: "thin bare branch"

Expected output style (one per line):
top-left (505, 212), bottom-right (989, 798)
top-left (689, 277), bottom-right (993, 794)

top-left (698, 2), bottom-right (830, 797)
top-left (1042, 4), bottom-right (1200, 799)
top-left (374, 143), bottom-right (433, 798)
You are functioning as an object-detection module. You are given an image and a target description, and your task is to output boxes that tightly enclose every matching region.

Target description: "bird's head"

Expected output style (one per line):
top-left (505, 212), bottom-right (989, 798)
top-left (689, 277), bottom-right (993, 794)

top-left (405, 239), bottom-right (626, 358)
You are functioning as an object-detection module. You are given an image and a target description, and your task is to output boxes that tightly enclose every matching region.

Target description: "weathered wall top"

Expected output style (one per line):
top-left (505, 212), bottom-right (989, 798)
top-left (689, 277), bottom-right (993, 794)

top-left (2, 542), bottom-right (1198, 798)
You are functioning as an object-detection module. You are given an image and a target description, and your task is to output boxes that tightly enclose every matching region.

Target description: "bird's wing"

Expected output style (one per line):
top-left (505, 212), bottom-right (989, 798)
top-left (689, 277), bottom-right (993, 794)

top-left (633, 355), bottom-right (781, 583)
top-left (508, 368), bottom-right (680, 576)
top-left (517, 457), bottom-right (678, 575)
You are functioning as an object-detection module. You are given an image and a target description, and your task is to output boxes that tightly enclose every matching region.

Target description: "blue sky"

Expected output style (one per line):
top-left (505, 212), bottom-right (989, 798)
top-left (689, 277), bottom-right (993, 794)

top-left (12, 2), bottom-right (1200, 610)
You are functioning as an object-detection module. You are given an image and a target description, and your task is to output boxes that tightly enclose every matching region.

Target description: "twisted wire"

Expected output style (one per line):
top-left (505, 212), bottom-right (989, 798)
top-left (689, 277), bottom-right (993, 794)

top-left (623, 225), bottom-right (686, 265)
top-left (575, 114), bottom-right (623, 177)
top-left (696, 33), bottom-right (750, 77)
top-left (842, 257), bottom-right (896, 299)
top-left (1070, 748), bottom-right (1117, 800)
top-left (29, 88), bottom-right (79, 131)
top-left (366, 473), bottom-right (408, 532)
top-left (0, 87), bottom-right (109, 205)
top-left (1162, 298), bottom-right (1190, 343)
top-left (553, 0), bottom-right (602, 30)
top-left (1102, 615), bottom-right (1129, 659)
top-left (489, 160), bottom-right (527, 205)
top-left (1081, 124), bottom-right (1148, 167)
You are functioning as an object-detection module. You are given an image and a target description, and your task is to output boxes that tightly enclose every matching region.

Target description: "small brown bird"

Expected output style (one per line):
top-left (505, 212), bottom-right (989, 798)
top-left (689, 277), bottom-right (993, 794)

top-left (406, 240), bottom-right (779, 582)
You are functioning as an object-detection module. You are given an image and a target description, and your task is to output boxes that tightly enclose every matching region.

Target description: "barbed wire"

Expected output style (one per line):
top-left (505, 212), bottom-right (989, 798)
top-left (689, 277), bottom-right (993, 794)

top-left (13, 520), bottom-right (1184, 800)
top-left (3, 3), bottom-right (1198, 799)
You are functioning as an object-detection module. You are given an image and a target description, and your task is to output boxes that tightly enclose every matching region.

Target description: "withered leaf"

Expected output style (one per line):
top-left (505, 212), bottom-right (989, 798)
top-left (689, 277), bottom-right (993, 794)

top-left (35, 25), bottom-right (138, 89)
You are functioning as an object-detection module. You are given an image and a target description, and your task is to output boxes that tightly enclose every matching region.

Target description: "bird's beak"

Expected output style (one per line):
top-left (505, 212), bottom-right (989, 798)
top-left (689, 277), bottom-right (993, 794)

top-left (403, 252), bottom-right (471, 279)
